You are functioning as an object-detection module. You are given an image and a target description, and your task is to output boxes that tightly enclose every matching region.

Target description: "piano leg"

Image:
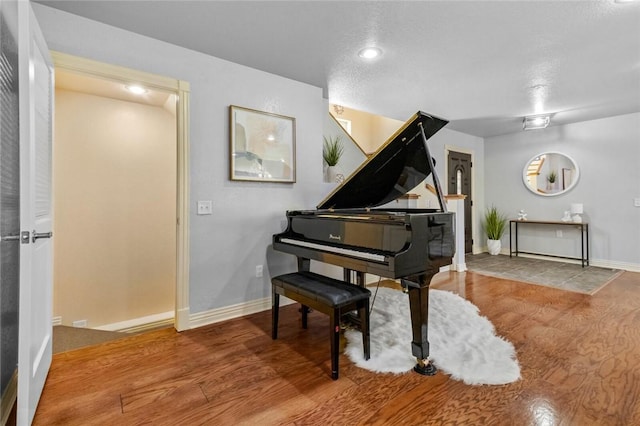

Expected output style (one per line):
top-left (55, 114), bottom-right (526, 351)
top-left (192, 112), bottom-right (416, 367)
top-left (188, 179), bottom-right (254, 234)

top-left (402, 274), bottom-right (438, 376)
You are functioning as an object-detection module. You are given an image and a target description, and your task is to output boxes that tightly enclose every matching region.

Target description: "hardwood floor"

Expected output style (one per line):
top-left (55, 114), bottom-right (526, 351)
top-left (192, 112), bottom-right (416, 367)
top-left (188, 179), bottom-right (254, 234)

top-left (33, 270), bottom-right (640, 425)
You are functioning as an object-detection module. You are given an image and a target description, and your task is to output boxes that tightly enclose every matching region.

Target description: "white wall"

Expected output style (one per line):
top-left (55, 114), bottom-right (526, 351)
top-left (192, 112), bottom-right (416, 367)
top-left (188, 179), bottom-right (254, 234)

top-left (34, 4), bottom-right (329, 316)
top-left (485, 113), bottom-right (640, 269)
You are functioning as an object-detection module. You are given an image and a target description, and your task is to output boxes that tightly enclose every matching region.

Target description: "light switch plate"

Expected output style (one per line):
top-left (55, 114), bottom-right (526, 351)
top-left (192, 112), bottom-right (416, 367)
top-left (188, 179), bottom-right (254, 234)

top-left (197, 200), bottom-right (213, 215)
top-left (634, 198), bottom-right (640, 207)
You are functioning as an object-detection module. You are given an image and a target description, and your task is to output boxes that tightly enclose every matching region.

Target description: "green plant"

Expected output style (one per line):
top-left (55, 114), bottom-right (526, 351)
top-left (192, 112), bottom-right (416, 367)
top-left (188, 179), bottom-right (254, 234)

top-left (323, 135), bottom-right (344, 167)
top-left (547, 170), bottom-right (557, 183)
top-left (482, 205), bottom-right (507, 240)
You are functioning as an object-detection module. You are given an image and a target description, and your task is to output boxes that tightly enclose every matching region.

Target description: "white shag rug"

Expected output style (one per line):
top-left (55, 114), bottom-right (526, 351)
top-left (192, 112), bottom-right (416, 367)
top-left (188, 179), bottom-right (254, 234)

top-left (344, 287), bottom-right (520, 385)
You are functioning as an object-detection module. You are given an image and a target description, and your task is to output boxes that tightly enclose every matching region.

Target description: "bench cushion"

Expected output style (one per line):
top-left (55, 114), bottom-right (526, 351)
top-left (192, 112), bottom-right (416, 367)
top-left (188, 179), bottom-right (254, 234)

top-left (272, 271), bottom-right (370, 308)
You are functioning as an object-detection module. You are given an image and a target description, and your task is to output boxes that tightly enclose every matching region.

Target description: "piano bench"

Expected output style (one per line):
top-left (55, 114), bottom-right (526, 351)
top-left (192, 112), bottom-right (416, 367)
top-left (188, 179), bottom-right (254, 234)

top-left (271, 271), bottom-right (371, 380)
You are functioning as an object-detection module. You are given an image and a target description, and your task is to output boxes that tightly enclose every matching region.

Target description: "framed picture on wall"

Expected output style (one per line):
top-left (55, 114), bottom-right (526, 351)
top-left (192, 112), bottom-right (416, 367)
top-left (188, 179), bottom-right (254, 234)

top-left (229, 105), bottom-right (296, 183)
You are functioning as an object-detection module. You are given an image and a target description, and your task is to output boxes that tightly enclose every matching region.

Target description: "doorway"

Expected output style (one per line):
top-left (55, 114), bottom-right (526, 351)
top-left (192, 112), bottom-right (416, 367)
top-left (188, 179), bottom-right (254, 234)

top-left (51, 52), bottom-right (191, 332)
top-left (447, 150), bottom-right (473, 253)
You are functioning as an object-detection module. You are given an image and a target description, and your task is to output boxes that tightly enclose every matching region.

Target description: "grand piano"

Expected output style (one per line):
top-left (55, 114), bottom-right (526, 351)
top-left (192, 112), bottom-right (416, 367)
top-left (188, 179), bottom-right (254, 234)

top-left (273, 111), bottom-right (455, 375)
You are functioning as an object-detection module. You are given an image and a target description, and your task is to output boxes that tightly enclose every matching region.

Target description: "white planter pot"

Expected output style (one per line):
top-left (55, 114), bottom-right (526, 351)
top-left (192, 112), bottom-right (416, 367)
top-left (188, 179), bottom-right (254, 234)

top-left (326, 166), bottom-right (338, 183)
top-left (487, 239), bottom-right (501, 255)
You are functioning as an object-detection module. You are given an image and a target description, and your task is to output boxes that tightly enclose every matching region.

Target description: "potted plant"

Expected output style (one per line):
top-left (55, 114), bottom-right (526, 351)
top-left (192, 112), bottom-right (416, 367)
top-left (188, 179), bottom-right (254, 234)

top-left (546, 170), bottom-right (557, 191)
top-left (323, 135), bottom-right (343, 182)
top-left (482, 205), bottom-right (507, 255)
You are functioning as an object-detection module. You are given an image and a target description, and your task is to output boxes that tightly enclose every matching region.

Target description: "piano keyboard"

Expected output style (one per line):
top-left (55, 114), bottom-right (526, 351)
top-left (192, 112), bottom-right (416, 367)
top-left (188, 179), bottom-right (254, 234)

top-left (280, 238), bottom-right (386, 262)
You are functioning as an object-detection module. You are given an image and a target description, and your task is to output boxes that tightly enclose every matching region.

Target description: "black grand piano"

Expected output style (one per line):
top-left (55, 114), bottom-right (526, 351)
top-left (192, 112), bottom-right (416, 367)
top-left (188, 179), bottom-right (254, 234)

top-left (273, 111), bottom-right (455, 375)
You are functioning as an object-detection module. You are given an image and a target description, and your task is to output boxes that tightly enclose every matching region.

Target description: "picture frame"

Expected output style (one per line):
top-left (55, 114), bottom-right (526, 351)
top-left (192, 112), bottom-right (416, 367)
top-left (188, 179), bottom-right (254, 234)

top-left (229, 105), bottom-right (296, 183)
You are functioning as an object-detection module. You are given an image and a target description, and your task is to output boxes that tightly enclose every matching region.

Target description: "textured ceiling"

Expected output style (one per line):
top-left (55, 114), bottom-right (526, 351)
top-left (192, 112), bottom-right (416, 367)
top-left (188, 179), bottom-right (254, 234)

top-left (36, 0), bottom-right (640, 137)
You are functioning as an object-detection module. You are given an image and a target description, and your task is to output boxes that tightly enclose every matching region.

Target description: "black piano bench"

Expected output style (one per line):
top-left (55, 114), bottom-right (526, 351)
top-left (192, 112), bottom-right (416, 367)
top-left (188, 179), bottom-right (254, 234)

top-left (271, 271), bottom-right (371, 380)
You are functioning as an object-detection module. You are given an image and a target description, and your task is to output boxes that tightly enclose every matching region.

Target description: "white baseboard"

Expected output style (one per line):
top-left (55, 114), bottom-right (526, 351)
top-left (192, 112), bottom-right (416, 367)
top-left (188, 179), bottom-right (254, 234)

top-left (94, 311), bottom-right (174, 333)
top-left (175, 307), bottom-right (191, 332)
top-left (449, 262), bottom-right (467, 272)
top-left (189, 297), bottom-right (294, 330)
top-left (1, 369), bottom-right (17, 426)
top-left (590, 259), bottom-right (640, 273)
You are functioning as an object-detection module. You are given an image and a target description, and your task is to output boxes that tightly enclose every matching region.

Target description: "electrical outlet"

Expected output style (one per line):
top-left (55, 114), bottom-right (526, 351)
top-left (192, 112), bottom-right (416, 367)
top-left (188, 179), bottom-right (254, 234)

top-left (72, 319), bottom-right (87, 328)
top-left (255, 265), bottom-right (263, 278)
top-left (634, 198), bottom-right (640, 207)
top-left (556, 230), bottom-right (563, 238)
top-left (197, 200), bottom-right (213, 215)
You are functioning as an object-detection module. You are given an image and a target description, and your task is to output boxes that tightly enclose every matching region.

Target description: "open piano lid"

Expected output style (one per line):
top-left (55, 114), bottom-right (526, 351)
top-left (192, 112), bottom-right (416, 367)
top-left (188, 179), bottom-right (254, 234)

top-left (317, 111), bottom-right (448, 210)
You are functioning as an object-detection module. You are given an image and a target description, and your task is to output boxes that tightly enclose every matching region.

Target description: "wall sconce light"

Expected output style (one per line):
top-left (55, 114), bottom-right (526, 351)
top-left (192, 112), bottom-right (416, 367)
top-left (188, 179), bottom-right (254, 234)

top-left (333, 104), bottom-right (344, 115)
top-left (523, 115), bottom-right (550, 130)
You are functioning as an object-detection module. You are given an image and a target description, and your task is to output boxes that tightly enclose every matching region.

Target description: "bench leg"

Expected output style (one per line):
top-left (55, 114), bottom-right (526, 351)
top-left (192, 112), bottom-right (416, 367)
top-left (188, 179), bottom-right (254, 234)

top-left (330, 309), bottom-right (340, 380)
top-left (272, 291), bottom-right (279, 340)
top-left (359, 302), bottom-right (370, 360)
top-left (301, 304), bottom-right (309, 329)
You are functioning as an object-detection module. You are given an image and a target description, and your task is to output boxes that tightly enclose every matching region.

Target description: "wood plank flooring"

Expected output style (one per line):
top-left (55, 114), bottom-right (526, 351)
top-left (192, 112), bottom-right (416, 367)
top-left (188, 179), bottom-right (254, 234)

top-left (33, 270), bottom-right (640, 425)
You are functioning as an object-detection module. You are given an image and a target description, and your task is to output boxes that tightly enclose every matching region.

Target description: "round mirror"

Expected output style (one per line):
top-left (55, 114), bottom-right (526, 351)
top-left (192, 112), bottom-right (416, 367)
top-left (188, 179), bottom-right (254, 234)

top-left (523, 152), bottom-right (579, 196)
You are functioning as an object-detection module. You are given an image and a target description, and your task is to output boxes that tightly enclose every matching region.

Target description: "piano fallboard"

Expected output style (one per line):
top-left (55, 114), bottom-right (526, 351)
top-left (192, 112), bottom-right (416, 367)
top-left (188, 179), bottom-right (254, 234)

top-left (273, 209), bottom-right (455, 279)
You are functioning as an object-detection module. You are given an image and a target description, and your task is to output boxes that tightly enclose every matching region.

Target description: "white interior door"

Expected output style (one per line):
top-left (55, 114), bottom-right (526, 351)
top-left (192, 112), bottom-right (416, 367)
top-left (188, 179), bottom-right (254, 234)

top-left (17, 2), bottom-right (53, 424)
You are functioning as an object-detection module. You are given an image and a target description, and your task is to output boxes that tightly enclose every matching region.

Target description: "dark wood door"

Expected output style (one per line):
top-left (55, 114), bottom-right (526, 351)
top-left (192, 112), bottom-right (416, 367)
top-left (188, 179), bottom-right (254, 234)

top-left (447, 151), bottom-right (472, 253)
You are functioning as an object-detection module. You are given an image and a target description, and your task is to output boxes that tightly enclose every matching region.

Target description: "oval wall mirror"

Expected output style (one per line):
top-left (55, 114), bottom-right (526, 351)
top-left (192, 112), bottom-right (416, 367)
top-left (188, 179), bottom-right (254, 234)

top-left (522, 151), bottom-right (579, 196)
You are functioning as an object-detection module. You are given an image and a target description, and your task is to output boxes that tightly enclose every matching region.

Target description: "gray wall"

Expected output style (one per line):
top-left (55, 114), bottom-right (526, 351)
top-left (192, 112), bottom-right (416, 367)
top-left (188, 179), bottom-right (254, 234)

top-left (33, 4), bottom-right (331, 315)
top-left (485, 112), bottom-right (640, 269)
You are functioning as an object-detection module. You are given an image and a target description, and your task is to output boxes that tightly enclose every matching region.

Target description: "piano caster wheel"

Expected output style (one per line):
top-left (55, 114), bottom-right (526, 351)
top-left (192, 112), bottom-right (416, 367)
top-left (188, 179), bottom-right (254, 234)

top-left (413, 359), bottom-right (437, 376)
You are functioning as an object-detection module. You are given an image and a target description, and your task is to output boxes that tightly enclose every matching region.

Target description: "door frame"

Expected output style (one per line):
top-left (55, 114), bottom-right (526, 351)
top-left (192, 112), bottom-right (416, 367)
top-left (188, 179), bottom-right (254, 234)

top-left (444, 145), bottom-right (476, 254)
top-left (51, 51), bottom-right (191, 331)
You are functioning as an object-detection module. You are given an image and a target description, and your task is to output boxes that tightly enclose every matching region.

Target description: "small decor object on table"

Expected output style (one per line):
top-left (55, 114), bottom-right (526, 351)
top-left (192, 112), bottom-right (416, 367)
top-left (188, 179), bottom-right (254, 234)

top-left (571, 203), bottom-right (583, 223)
top-left (561, 210), bottom-right (572, 222)
top-left (517, 210), bottom-right (527, 221)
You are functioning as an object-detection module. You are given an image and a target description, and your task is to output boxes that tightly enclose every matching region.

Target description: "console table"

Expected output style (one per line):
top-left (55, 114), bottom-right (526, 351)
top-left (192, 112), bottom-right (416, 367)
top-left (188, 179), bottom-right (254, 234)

top-left (509, 220), bottom-right (589, 267)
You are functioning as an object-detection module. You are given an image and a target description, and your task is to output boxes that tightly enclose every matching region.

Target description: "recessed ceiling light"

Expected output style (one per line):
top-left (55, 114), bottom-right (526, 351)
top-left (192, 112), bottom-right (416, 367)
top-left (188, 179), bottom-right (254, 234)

top-left (614, 0), bottom-right (639, 3)
top-left (358, 47), bottom-right (382, 59)
top-left (125, 84), bottom-right (147, 95)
